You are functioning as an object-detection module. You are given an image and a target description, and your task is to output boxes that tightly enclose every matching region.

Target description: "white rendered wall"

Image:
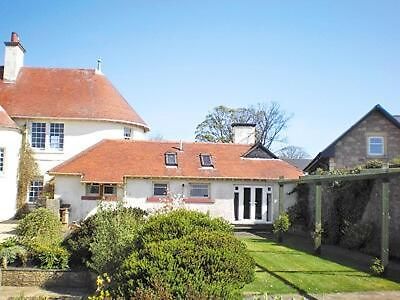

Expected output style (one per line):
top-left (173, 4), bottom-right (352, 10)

top-left (15, 119), bottom-right (146, 180)
top-left (0, 128), bottom-right (22, 221)
top-left (55, 175), bottom-right (290, 224)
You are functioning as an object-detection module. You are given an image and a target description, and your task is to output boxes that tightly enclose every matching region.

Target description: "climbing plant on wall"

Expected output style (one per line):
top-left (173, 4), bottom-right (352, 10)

top-left (289, 161), bottom-right (383, 249)
top-left (16, 125), bottom-right (39, 215)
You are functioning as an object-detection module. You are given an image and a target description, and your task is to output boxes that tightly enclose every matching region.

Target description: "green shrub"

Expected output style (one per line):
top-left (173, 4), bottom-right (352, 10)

top-left (340, 221), bottom-right (375, 250)
top-left (139, 209), bottom-right (232, 244)
top-left (273, 213), bottom-right (291, 235)
top-left (112, 210), bottom-right (254, 299)
top-left (63, 214), bottom-right (98, 266)
top-left (370, 257), bottom-right (385, 276)
top-left (30, 242), bottom-right (69, 270)
top-left (64, 203), bottom-right (147, 274)
top-left (16, 208), bottom-right (63, 246)
top-left (0, 245), bottom-right (28, 268)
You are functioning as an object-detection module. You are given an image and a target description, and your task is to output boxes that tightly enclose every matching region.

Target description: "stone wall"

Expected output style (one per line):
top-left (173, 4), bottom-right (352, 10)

top-left (333, 111), bottom-right (400, 168)
top-left (0, 267), bottom-right (95, 288)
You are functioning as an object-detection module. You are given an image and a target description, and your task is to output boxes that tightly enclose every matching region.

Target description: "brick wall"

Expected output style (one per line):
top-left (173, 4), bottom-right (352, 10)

top-left (0, 267), bottom-right (95, 288)
top-left (333, 111), bottom-right (400, 168)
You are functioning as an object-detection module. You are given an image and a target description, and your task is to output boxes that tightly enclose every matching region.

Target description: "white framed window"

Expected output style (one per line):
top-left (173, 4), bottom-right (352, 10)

top-left (200, 154), bottom-right (213, 167)
top-left (189, 183), bottom-right (209, 198)
top-left (165, 152), bottom-right (178, 166)
top-left (103, 184), bottom-right (117, 195)
top-left (31, 122), bottom-right (46, 149)
top-left (153, 183), bottom-right (168, 196)
top-left (124, 127), bottom-right (132, 140)
top-left (50, 123), bottom-right (64, 150)
top-left (0, 148), bottom-right (4, 173)
top-left (86, 183), bottom-right (100, 196)
top-left (29, 179), bottom-right (43, 203)
top-left (368, 136), bottom-right (384, 156)
top-left (31, 122), bottom-right (65, 151)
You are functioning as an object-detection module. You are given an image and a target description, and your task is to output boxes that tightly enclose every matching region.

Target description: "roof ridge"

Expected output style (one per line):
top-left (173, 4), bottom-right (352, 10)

top-left (120, 139), bottom-right (257, 147)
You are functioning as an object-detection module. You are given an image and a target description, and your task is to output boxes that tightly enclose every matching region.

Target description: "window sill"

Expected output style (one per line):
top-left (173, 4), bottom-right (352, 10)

top-left (184, 197), bottom-right (214, 204)
top-left (81, 195), bottom-right (117, 201)
top-left (32, 149), bottom-right (64, 154)
top-left (146, 197), bottom-right (214, 204)
top-left (147, 196), bottom-right (165, 203)
top-left (81, 196), bottom-right (100, 201)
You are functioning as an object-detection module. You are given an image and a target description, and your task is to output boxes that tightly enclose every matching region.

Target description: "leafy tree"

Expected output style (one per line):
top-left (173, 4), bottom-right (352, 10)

top-left (278, 145), bottom-right (309, 159)
top-left (195, 102), bottom-right (291, 148)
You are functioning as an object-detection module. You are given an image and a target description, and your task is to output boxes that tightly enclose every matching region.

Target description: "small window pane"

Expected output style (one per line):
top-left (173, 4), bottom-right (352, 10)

top-left (165, 153), bottom-right (177, 166)
top-left (200, 154), bottom-right (213, 167)
top-left (154, 183), bottom-right (168, 196)
top-left (368, 137), bottom-right (384, 155)
top-left (31, 123), bottom-right (46, 149)
top-left (0, 148), bottom-right (4, 172)
top-left (190, 184), bottom-right (209, 197)
top-left (29, 180), bottom-right (43, 203)
top-left (86, 183), bottom-right (100, 195)
top-left (104, 185), bottom-right (117, 195)
top-left (50, 123), bottom-right (64, 150)
top-left (124, 127), bottom-right (132, 140)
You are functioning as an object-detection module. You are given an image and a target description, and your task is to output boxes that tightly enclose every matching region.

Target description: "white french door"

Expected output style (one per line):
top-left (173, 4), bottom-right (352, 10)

top-left (233, 185), bottom-right (273, 223)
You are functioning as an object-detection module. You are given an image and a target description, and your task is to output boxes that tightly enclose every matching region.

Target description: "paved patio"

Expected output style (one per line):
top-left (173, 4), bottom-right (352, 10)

top-left (0, 220), bottom-right (18, 242)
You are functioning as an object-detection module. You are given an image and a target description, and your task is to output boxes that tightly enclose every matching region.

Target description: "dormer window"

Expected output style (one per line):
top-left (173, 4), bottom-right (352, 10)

top-left (165, 152), bottom-right (178, 166)
top-left (200, 154), bottom-right (213, 167)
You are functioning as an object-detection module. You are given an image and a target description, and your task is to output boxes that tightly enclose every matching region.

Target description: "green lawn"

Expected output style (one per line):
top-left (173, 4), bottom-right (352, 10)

top-left (241, 237), bottom-right (400, 296)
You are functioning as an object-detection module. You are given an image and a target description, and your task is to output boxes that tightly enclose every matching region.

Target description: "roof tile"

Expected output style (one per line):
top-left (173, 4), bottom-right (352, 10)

top-left (50, 140), bottom-right (303, 183)
top-left (0, 67), bottom-right (148, 130)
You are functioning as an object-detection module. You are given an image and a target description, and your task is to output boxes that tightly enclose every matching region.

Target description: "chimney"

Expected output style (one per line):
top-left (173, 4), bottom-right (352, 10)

top-left (232, 123), bottom-right (256, 145)
top-left (3, 32), bottom-right (26, 82)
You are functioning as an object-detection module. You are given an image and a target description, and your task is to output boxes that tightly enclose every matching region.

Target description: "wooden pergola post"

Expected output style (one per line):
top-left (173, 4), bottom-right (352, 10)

top-left (314, 182), bottom-right (322, 255)
top-left (279, 176), bottom-right (285, 215)
top-left (381, 178), bottom-right (390, 270)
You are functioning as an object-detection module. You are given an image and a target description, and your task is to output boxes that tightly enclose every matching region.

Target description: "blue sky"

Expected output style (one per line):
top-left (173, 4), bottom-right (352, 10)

top-left (1, 1), bottom-right (399, 156)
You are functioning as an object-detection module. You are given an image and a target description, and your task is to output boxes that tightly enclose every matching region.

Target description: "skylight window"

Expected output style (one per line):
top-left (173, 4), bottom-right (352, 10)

top-left (200, 154), bottom-right (213, 167)
top-left (165, 152), bottom-right (178, 166)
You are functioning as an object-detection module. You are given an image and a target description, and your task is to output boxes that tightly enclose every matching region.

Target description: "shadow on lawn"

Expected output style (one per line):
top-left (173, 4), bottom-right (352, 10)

top-left (255, 262), bottom-right (318, 300)
top-left (247, 231), bottom-right (400, 283)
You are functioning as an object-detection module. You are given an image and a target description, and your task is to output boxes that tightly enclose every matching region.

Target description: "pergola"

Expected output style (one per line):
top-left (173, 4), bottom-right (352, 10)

top-left (278, 167), bottom-right (400, 271)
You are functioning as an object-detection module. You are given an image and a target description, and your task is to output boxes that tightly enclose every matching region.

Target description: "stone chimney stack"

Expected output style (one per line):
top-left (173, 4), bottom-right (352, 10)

top-left (3, 32), bottom-right (26, 82)
top-left (232, 123), bottom-right (256, 145)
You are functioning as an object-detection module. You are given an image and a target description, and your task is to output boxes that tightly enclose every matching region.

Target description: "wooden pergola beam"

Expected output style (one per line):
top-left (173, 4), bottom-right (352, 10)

top-left (278, 167), bottom-right (400, 185)
top-left (381, 178), bottom-right (390, 269)
top-left (314, 183), bottom-right (322, 255)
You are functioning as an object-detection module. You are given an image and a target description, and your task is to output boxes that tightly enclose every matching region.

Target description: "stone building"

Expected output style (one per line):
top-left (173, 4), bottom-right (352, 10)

top-left (304, 104), bottom-right (400, 173)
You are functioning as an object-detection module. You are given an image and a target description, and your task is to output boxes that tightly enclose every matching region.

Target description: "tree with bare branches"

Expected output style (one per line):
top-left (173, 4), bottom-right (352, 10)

top-left (195, 102), bottom-right (291, 149)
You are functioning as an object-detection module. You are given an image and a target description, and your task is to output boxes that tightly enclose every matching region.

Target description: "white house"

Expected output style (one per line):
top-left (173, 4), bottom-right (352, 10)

top-left (49, 125), bottom-right (302, 224)
top-left (0, 32), bottom-right (149, 220)
top-left (0, 32), bottom-right (303, 224)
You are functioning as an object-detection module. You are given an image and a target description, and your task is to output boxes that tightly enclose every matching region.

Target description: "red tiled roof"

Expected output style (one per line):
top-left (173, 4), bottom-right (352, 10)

top-left (0, 67), bottom-right (148, 130)
top-left (0, 105), bottom-right (18, 129)
top-left (49, 140), bottom-right (303, 183)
